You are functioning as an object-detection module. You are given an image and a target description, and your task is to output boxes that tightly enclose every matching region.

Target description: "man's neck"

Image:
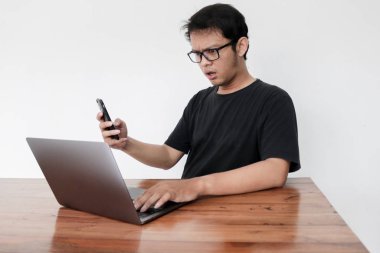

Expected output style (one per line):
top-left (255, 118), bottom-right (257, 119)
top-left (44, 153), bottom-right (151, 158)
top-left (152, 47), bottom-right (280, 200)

top-left (217, 72), bottom-right (256, 95)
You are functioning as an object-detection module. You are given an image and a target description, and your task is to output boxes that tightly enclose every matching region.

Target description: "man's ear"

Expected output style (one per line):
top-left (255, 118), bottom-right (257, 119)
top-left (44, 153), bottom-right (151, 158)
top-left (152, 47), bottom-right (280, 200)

top-left (236, 37), bottom-right (249, 57)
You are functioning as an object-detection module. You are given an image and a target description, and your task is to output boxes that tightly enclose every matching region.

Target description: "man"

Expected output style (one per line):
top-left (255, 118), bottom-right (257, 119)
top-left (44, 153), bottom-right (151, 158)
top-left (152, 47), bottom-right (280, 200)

top-left (97, 3), bottom-right (300, 213)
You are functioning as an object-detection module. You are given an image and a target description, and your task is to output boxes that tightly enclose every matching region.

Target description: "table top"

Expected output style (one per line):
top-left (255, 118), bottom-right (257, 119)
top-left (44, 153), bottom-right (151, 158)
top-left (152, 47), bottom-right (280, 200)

top-left (0, 177), bottom-right (368, 253)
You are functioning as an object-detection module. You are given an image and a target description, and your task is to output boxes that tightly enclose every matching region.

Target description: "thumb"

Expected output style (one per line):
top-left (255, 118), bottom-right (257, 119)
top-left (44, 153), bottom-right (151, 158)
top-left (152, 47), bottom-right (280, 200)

top-left (114, 118), bottom-right (126, 128)
top-left (114, 118), bottom-right (122, 126)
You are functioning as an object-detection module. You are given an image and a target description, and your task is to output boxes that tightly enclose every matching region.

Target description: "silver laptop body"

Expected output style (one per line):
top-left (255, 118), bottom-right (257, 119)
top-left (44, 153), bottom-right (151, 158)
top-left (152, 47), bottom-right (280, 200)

top-left (26, 137), bottom-right (186, 225)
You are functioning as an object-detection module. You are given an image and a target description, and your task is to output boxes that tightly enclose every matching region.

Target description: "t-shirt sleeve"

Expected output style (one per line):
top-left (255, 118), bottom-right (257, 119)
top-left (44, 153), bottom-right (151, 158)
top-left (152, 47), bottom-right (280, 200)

top-left (164, 97), bottom-right (195, 154)
top-left (259, 91), bottom-right (301, 172)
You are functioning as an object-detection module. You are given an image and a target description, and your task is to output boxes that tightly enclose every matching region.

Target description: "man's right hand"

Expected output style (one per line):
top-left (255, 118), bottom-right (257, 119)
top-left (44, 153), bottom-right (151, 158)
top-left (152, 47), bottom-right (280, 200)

top-left (96, 112), bottom-right (128, 150)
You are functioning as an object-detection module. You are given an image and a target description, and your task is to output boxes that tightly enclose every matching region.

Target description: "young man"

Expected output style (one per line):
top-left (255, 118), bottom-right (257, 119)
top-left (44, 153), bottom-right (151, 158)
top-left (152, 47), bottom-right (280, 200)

top-left (97, 4), bottom-right (300, 212)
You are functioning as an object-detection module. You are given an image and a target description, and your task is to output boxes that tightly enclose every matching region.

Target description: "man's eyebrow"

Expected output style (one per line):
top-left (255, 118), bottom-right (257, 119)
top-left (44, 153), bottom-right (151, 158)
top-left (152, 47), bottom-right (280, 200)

top-left (191, 44), bottom-right (220, 52)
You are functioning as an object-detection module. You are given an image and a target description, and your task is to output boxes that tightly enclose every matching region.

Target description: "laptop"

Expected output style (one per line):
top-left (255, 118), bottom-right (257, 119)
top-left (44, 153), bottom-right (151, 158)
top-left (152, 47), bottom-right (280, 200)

top-left (26, 137), bottom-right (186, 225)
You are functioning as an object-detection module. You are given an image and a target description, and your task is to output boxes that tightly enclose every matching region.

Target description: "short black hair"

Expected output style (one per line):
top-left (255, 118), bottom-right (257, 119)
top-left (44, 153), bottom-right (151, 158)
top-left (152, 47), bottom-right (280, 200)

top-left (183, 3), bottom-right (249, 59)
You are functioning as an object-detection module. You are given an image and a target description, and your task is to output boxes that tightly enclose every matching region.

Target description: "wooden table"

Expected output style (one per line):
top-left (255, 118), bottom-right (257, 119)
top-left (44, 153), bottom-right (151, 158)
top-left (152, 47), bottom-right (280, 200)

top-left (0, 178), bottom-right (368, 253)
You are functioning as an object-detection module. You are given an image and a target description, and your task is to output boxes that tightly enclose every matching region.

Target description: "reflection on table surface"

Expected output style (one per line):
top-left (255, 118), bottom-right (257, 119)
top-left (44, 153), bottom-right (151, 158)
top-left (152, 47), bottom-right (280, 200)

top-left (0, 178), bottom-right (368, 253)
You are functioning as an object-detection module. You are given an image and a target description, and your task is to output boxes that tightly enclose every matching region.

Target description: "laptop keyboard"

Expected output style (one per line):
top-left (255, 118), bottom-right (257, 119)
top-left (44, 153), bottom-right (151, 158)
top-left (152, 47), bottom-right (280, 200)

top-left (138, 206), bottom-right (165, 218)
top-left (136, 201), bottom-right (181, 219)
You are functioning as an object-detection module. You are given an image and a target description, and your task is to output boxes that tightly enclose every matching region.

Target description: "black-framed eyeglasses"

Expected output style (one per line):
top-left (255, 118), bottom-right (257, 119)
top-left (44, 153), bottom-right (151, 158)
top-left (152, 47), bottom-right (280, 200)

top-left (187, 41), bottom-right (234, 63)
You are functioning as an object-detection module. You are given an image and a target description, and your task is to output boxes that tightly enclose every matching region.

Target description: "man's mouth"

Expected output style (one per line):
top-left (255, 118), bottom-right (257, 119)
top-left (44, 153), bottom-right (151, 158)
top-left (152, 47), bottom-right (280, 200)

top-left (205, 71), bottom-right (217, 80)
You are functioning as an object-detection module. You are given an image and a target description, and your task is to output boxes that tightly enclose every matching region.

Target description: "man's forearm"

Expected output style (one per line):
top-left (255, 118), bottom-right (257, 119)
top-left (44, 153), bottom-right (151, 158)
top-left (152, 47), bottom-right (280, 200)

top-left (133, 158), bottom-right (290, 211)
top-left (121, 137), bottom-right (182, 169)
top-left (197, 158), bottom-right (290, 196)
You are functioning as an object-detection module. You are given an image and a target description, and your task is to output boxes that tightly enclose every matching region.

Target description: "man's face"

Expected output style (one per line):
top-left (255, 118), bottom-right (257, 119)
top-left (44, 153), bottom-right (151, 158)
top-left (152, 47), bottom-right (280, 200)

top-left (189, 29), bottom-right (240, 87)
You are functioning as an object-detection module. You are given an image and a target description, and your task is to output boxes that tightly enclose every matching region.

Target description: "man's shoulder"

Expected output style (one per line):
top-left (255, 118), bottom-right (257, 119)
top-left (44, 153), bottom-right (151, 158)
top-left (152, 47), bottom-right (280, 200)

top-left (254, 79), bottom-right (290, 98)
top-left (195, 86), bottom-right (216, 98)
top-left (188, 86), bottom-right (215, 104)
top-left (254, 80), bottom-right (295, 115)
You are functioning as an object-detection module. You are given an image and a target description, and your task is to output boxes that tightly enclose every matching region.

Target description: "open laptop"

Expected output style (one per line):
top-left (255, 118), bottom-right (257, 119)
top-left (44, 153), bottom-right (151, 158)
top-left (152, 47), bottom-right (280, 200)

top-left (26, 137), bottom-right (186, 225)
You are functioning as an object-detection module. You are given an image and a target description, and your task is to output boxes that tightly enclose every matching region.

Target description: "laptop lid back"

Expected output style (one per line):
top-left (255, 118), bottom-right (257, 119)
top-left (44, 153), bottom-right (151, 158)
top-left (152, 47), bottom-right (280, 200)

top-left (26, 137), bottom-right (141, 224)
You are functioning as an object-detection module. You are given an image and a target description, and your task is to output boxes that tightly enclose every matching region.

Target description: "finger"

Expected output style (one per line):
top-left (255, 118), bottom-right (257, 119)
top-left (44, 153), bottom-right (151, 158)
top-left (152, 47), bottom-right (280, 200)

top-left (108, 138), bottom-right (128, 149)
top-left (134, 191), bottom-right (152, 210)
top-left (102, 129), bottom-right (120, 138)
top-left (140, 193), bottom-right (161, 213)
top-left (133, 199), bottom-right (141, 210)
top-left (96, 112), bottom-right (104, 121)
top-left (154, 192), bottom-right (172, 208)
top-left (113, 138), bottom-right (128, 144)
top-left (99, 121), bottom-right (113, 130)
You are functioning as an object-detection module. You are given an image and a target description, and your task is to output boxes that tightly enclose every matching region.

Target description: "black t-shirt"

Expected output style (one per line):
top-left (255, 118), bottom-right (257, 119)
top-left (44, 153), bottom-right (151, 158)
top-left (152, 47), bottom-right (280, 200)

top-left (165, 79), bottom-right (301, 179)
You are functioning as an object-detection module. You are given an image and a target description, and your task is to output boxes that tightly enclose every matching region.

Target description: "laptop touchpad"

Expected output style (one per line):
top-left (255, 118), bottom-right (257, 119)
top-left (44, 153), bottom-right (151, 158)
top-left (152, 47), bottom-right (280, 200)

top-left (127, 187), bottom-right (144, 200)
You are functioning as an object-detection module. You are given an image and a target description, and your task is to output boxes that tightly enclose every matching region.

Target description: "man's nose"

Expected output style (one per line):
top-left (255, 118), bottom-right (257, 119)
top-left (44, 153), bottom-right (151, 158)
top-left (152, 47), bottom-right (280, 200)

top-left (199, 56), bottom-right (212, 67)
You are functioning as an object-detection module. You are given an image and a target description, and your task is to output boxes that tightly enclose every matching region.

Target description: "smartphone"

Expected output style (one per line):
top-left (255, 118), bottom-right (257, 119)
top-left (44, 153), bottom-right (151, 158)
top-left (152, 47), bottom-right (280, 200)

top-left (96, 98), bottom-right (119, 140)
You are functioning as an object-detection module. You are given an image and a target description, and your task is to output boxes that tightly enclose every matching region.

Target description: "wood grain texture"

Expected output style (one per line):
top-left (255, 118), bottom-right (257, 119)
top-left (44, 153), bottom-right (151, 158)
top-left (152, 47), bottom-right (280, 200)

top-left (0, 178), bottom-right (368, 253)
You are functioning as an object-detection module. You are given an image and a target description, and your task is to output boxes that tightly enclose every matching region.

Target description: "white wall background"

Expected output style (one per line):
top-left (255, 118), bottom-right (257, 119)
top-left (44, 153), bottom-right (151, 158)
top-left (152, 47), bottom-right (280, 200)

top-left (1, 0), bottom-right (379, 251)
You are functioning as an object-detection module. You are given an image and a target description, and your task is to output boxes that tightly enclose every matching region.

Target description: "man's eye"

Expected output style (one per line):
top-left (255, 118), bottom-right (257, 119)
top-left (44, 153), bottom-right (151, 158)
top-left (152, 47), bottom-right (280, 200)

top-left (205, 49), bottom-right (217, 55)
